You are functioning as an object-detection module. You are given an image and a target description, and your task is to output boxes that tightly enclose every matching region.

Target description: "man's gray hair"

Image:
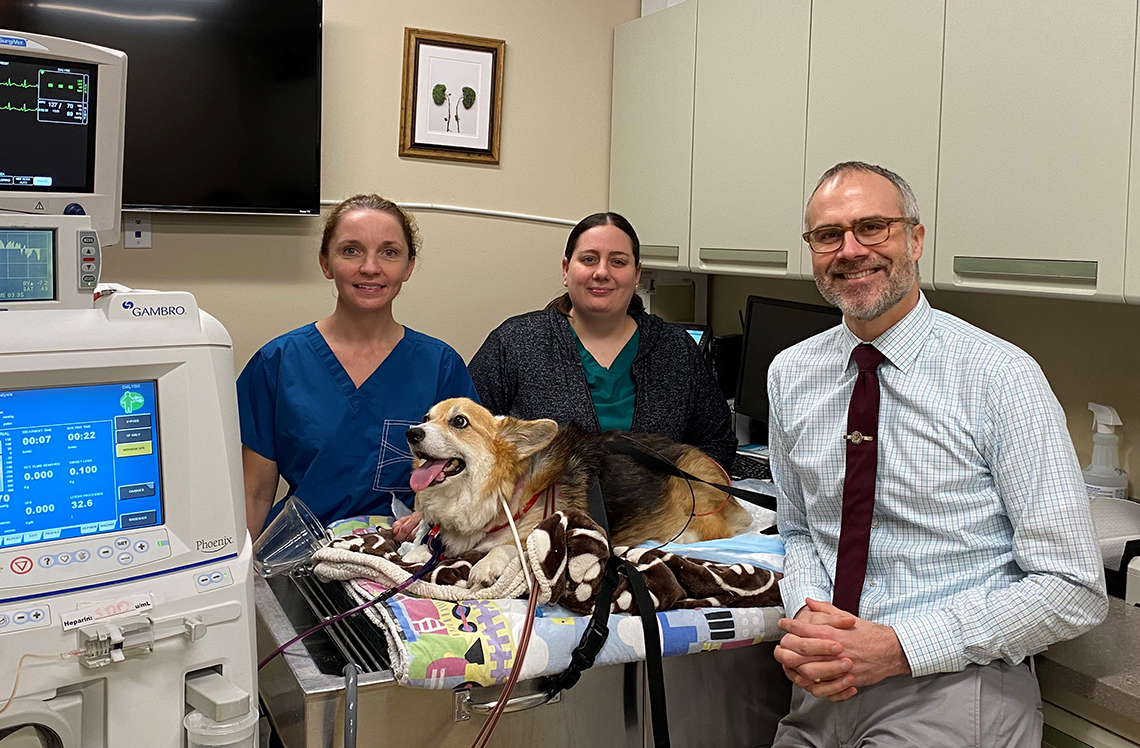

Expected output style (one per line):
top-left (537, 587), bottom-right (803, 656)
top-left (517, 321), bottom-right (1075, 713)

top-left (806, 161), bottom-right (920, 228)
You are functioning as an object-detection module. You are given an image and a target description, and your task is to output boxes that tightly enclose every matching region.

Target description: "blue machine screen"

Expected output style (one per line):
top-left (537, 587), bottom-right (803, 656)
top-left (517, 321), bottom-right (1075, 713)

top-left (0, 381), bottom-right (163, 549)
top-left (0, 228), bottom-right (55, 301)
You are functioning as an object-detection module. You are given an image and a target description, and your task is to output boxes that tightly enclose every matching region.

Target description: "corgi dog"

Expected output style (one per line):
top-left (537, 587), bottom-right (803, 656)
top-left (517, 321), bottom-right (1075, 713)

top-left (402, 397), bottom-right (750, 589)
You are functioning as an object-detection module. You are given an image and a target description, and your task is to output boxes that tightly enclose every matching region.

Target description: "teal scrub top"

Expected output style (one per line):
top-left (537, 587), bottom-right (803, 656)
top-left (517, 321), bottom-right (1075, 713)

top-left (572, 327), bottom-right (639, 432)
top-left (237, 324), bottom-right (479, 525)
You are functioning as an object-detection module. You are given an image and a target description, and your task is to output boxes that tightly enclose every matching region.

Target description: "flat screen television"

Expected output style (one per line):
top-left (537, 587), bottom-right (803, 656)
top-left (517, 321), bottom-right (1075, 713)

top-left (0, 1), bottom-right (322, 215)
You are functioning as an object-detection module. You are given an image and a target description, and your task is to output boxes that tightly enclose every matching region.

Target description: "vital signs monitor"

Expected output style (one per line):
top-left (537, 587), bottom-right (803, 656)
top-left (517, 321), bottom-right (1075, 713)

top-left (0, 30), bottom-right (126, 247)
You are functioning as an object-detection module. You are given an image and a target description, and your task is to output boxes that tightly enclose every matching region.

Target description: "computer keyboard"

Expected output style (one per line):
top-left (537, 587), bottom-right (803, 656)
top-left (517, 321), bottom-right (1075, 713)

top-left (731, 451), bottom-right (772, 482)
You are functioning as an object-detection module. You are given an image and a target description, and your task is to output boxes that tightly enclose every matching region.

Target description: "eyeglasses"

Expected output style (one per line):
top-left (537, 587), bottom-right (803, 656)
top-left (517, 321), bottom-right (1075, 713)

top-left (802, 217), bottom-right (918, 254)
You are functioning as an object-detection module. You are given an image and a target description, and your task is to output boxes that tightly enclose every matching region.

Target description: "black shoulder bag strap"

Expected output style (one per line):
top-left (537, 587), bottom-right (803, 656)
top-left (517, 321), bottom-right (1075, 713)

top-left (542, 471), bottom-right (672, 748)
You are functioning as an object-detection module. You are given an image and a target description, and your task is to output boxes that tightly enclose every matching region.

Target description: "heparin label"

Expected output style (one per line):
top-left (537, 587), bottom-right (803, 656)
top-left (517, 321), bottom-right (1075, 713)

top-left (62, 594), bottom-right (153, 631)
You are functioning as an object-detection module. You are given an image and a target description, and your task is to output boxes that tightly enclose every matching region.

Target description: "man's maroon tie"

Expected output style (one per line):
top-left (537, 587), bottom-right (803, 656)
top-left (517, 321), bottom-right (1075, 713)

top-left (832, 343), bottom-right (886, 617)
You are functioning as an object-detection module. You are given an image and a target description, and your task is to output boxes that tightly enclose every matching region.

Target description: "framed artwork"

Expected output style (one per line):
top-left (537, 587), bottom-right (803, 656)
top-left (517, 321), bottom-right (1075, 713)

top-left (399, 28), bottom-right (505, 164)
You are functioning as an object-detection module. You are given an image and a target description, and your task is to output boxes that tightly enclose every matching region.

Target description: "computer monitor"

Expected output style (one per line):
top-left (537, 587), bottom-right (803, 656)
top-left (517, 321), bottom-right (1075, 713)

top-left (0, 213), bottom-right (103, 309)
top-left (673, 322), bottom-right (713, 355)
top-left (0, 30), bottom-right (127, 246)
top-left (734, 295), bottom-right (842, 442)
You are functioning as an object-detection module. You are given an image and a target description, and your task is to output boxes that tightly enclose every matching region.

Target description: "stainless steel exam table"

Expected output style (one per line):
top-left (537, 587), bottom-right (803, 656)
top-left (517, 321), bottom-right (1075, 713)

top-left (255, 574), bottom-right (791, 747)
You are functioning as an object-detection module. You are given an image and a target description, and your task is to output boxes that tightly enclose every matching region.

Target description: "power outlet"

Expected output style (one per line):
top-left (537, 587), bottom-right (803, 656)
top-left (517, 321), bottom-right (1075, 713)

top-left (123, 214), bottom-right (152, 249)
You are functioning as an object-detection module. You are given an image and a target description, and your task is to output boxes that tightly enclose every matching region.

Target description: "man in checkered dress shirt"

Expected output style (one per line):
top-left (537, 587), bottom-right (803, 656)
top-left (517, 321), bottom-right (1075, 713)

top-left (768, 162), bottom-right (1106, 747)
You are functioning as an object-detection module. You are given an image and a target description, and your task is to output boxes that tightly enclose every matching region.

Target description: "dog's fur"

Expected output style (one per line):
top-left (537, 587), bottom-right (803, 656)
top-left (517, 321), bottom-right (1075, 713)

top-left (403, 398), bottom-right (750, 588)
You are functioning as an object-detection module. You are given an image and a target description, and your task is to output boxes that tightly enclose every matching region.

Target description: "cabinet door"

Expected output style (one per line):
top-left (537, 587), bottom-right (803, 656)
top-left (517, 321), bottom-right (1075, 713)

top-left (936, 0), bottom-right (1134, 301)
top-left (803, 0), bottom-right (944, 287)
top-left (689, 0), bottom-right (811, 279)
top-left (1127, 8), bottom-right (1140, 305)
top-left (610, 2), bottom-right (697, 271)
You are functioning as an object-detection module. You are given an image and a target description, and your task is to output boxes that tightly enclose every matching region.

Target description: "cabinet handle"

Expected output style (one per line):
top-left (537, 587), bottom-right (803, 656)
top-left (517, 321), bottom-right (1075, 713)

top-left (454, 688), bottom-right (561, 721)
top-left (952, 256), bottom-right (1097, 281)
top-left (640, 244), bottom-right (680, 260)
top-left (698, 248), bottom-right (788, 266)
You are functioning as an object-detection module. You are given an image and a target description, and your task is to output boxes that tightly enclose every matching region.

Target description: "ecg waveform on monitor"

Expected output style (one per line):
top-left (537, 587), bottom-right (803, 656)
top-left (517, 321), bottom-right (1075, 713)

top-left (0, 232), bottom-right (54, 301)
top-left (0, 78), bottom-right (37, 89)
top-left (0, 240), bottom-right (48, 261)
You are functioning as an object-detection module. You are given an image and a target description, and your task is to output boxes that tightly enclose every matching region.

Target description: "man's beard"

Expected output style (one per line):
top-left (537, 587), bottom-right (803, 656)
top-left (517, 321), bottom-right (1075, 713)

top-left (814, 241), bottom-right (918, 322)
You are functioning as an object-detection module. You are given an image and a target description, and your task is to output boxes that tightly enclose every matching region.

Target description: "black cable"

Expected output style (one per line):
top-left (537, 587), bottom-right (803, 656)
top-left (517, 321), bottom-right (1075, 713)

top-left (612, 433), bottom-right (696, 551)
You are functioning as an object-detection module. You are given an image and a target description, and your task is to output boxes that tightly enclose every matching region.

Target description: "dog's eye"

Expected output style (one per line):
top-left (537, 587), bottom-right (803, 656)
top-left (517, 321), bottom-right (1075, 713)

top-left (451, 414), bottom-right (469, 429)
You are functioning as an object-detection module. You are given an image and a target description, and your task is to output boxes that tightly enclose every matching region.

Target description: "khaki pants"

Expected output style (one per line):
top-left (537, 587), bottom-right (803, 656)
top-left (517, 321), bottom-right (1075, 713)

top-left (772, 659), bottom-right (1042, 748)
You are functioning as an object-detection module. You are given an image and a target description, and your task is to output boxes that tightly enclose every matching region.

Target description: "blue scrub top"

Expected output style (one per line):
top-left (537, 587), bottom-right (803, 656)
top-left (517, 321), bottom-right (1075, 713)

top-left (237, 323), bottom-right (479, 525)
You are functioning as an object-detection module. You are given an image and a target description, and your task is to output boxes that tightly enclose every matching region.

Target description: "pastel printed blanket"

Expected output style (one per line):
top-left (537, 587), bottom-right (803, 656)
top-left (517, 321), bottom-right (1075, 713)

top-left (310, 509), bottom-right (786, 689)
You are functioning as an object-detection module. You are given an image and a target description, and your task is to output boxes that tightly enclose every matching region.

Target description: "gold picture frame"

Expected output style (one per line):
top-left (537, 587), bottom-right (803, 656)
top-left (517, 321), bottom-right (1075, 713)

top-left (399, 28), bottom-right (505, 164)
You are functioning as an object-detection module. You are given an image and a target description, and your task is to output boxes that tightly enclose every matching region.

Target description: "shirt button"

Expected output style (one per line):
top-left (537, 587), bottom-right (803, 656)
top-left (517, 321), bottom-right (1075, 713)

top-left (871, 520), bottom-right (879, 529)
top-left (868, 578), bottom-right (878, 587)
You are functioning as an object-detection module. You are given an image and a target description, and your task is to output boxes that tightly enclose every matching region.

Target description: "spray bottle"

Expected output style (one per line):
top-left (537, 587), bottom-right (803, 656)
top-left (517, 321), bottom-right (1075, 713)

top-left (1084, 402), bottom-right (1129, 500)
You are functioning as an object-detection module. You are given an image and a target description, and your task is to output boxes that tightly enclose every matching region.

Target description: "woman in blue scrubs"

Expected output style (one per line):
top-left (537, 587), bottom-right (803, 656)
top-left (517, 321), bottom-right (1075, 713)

top-left (238, 195), bottom-right (478, 538)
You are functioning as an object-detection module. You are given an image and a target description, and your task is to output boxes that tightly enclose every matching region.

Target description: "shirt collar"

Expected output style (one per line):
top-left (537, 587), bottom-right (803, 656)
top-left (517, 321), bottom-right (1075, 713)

top-left (836, 292), bottom-right (934, 373)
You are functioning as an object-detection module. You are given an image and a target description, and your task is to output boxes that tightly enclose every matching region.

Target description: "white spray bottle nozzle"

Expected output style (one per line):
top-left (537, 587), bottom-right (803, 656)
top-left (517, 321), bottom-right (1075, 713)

top-left (1089, 402), bottom-right (1123, 434)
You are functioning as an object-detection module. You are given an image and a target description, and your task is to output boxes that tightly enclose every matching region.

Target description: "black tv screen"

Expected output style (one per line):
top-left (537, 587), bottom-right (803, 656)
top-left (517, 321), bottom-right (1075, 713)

top-left (1, 1), bottom-right (322, 214)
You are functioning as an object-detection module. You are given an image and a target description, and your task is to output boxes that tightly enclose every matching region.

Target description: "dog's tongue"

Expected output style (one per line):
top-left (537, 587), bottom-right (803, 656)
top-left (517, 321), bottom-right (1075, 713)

top-left (410, 458), bottom-right (449, 492)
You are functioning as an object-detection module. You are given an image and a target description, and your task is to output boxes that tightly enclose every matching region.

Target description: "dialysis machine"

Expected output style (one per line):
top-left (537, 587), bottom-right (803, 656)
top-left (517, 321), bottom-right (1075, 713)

top-left (0, 30), bottom-right (258, 747)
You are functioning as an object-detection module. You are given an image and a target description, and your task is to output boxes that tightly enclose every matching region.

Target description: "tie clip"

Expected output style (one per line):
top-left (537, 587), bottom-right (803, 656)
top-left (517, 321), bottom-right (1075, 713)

top-left (845, 431), bottom-right (873, 445)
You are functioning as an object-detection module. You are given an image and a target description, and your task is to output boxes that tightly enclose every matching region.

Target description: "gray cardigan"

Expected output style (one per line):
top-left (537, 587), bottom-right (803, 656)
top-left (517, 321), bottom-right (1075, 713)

top-left (468, 309), bottom-right (736, 471)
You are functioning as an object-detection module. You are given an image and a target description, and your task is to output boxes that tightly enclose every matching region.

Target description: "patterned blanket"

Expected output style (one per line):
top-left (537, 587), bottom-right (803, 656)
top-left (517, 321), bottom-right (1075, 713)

top-left (312, 508), bottom-right (783, 615)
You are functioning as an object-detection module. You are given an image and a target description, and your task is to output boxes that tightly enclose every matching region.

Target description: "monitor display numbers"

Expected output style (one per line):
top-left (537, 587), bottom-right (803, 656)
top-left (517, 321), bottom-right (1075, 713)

top-left (0, 381), bottom-right (163, 550)
top-left (0, 53), bottom-right (98, 193)
top-left (0, 228), bottom-right (54, 301)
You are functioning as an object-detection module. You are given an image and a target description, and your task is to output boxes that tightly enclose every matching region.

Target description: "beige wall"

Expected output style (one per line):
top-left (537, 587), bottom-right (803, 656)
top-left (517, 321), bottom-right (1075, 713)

top-left (100, 0), bottom-right (641, 369)
top-left (709, 275), bottom-right (1140, 493)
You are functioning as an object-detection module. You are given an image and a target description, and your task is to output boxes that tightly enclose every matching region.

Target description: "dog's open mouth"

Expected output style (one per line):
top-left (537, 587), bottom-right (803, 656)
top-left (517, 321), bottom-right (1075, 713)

top-left (409, 453), bottom-right (467, 492)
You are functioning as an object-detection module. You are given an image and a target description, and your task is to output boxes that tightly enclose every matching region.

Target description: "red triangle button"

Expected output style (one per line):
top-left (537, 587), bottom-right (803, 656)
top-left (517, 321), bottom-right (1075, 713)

top-left (11, 557), bottom-right (33, 574)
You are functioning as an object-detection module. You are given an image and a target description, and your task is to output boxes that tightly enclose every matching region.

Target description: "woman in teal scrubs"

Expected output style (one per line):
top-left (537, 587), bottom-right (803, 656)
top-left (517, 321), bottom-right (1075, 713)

top-left (468, 213), bottom-right (735, 467)
top-left (238, 195), bottom-right (477, 539)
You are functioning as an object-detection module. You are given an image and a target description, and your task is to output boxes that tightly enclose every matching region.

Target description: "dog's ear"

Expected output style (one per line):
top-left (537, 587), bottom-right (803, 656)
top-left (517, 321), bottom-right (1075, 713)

top-left (497, 418), bottom-right (558, 458)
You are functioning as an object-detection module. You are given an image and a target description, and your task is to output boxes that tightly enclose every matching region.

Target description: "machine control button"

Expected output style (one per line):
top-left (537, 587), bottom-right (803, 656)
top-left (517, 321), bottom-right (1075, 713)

top-left (81, 274), bottom-right (96, 284)
top-left (210, 572), bottom-right (223, 583)
top-left (13, 612), bottom-right (27, 624)
top-left (114, 537), bottom-right (130, 550)
top-left (75, 550), bottom-right (90, 562)
top-left (0, 614), bottom-right (7, 627)
top-left (57, 552), bottom-right (72, 564)
top-left (11, 557), bottom-right (32, 575)
top-left (81, 261), bottom-right (97, 272)
top-left (197, 574), bottom-right (211, 586)
top-left (97, 546), bottom-right (113, 559)
top-left (80, 245), bottom-right (97, 257)
top-left (134, 540), bottom-right (149, 553)
top-left (29, 609), bottom-right (44, 622)
top-left (39, 555), bottom-right (54, 568)
top-left (81, 234), bottom-right (96, 245)
top-left (117, 553), bottom-right (133, 565)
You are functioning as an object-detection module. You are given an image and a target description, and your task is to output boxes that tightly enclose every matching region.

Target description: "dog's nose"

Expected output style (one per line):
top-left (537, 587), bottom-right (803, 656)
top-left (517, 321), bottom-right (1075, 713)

top-left (406, 426), bottom-right (425, 444)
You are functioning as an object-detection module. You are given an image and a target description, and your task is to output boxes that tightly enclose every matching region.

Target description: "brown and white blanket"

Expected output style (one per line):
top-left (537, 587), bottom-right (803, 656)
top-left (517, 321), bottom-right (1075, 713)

top-left (313, 509), bottom-right (782, 615)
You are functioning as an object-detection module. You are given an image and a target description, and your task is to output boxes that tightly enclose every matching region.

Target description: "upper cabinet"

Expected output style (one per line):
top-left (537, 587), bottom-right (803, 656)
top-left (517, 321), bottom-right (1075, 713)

top-left (609, 2), bottom-right (697, 272)
top-left (934, 0), bottom-right (1135, 301)
top-left (611, 0), bottom-right (1140, 305)
top-left (688, 0), bottom-right (811, 280)
top-left (803, 0), bottom-right (944, 288)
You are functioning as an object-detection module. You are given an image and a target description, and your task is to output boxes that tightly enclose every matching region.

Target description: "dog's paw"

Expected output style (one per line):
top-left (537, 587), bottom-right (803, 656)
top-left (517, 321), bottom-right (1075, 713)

top-left (402, 543), bottom-right (431, 566)
top-left (468, 546), bottom-right (517, 590)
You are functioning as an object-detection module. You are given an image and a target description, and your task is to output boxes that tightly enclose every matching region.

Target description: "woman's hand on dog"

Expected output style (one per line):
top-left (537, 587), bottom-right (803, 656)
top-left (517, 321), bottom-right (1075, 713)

top-left (393, 511), bottom-right (423, 543)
